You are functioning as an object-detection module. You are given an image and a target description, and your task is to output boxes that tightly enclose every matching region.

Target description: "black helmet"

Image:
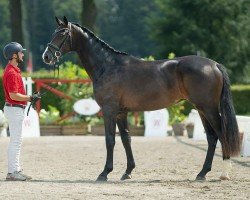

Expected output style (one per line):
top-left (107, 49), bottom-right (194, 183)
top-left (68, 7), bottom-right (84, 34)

top-left (3, 42), bottom-right (26, 60)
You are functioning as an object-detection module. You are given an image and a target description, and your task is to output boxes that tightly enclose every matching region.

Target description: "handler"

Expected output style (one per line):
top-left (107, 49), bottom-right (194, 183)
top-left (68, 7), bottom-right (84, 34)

top-left (2, 42), bottom-right (41, 181)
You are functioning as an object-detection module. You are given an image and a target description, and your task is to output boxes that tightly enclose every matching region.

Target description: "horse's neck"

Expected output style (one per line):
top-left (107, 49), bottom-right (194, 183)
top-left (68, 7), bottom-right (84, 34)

top-left (76, 33), bottom-right (117, 82)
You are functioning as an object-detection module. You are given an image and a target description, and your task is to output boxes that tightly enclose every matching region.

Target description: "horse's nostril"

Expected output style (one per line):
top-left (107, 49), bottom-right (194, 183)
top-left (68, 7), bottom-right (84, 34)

top-left (44, 53), bottom-right (49, 61)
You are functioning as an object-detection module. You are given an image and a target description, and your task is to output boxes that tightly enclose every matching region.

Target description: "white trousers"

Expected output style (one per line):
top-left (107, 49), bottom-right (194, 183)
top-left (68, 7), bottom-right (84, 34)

top-left (4, 106), bottom-right (25, 173)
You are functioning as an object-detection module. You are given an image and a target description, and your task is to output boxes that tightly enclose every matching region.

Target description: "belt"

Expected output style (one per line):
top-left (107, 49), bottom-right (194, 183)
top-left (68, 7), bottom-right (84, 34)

top-left (5, 103), bottom-right (26, 109)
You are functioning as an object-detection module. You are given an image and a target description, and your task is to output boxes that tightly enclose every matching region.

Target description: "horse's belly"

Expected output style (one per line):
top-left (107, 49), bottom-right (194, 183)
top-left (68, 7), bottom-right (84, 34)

top-left (122, 89), bottom-right (179, 111)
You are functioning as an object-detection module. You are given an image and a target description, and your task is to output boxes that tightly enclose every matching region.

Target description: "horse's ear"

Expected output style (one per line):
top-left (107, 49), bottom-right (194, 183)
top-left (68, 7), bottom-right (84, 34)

top-left (63, 16), bottom-right (68, 26)
top-left (55, 16), bottom-right (63, 26)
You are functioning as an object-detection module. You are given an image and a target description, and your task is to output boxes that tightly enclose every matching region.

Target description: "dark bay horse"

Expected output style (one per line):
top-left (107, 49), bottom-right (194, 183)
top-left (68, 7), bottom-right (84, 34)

top-left (42, 17), bottom-right (241, 181)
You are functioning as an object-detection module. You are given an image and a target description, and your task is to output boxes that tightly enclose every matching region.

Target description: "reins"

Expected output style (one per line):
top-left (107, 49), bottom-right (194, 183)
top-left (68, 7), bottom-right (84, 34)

top-left (27, 62), bottom-right (61, 116)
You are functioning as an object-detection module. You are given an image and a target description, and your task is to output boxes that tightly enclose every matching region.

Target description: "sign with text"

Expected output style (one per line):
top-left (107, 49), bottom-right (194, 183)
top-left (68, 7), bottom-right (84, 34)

top-left (144, 109), bottom-right (169, 137)
top-left (22, 105), bottom-right (40, 137)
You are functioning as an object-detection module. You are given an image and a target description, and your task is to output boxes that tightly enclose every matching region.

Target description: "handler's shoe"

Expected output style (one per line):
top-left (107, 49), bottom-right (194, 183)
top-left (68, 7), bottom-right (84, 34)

top-left (18, 171), bottom-right (32, 180)
top-left (6, 171), bottom-right (31, 181)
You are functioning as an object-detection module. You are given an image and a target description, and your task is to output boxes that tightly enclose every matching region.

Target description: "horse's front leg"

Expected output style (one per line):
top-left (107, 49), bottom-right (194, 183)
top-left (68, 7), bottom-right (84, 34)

top-left (117, 113), bottom-right (135, 180)
top-left (96, 106), bottom-right (117, 181)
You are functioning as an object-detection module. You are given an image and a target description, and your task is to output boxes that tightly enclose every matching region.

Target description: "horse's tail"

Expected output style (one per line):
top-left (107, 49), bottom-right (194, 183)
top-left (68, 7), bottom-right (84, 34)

top-left (217, 64), bottom-right (241, 157)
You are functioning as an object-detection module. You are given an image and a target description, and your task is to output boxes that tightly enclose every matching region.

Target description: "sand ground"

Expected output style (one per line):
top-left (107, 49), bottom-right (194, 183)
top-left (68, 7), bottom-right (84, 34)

top-left (0, 136), bottom-right (249, 200)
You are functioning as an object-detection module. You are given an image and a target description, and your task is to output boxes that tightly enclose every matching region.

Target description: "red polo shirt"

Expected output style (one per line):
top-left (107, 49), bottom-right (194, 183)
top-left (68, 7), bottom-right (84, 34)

top-left (2, 63), bottom-right (26, 105)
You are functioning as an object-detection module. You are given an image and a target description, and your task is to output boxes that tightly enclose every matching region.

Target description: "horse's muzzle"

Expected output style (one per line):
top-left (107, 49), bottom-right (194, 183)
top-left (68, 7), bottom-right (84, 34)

top-left (42, 48), bottom-right (55, 65)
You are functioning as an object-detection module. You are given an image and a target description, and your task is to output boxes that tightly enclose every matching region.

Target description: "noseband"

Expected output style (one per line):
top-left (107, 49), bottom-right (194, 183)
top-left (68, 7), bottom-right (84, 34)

top-left (47, 23), bottom-right (73, 62)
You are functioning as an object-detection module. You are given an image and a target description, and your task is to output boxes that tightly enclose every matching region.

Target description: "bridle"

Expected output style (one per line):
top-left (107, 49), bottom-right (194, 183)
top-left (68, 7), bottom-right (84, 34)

top-left (27, 23), bottom-right (73, 116)
top-left (47, 23), bottom-right (73, 63)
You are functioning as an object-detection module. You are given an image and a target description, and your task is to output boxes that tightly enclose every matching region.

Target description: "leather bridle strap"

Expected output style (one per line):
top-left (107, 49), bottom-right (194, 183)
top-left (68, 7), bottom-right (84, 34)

top-left (47, 23), bottom-right (72, 61)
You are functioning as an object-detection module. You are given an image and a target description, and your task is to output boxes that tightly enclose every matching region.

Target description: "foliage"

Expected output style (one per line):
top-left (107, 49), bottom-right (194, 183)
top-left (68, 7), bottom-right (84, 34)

top-left (52, 61), bottom-right (93, 115)
top-left (21, 61), bottom-right (89, 79)
top-left (0, 110), bottom-right (8, 128)
top-left (85, 116), bottom-right (104, 126)
top-left (39, 105), bottom-right (60, 124)
top-left (144, 52), bottom-right (175, 61)
top-left (143, 55), bottom-right (155, 61)
top-left (0, 0), bottom-right (10, 67)
top-left (1, 0), bottom-right (249, 84)
top-left (168, 101), bottom-right (187, 125)
top-left (22, 0), bottom-right (56, 70)
top-left (149, 0), bottom-right (250, 83)
top-left (95, 0), bottom-right (158, 57)
top-left (56, 61), bottom-right (89, 79)
top-left (231, 85), bottom-right (250, 115)
top-left (32, 61), bottom-right (97, 125)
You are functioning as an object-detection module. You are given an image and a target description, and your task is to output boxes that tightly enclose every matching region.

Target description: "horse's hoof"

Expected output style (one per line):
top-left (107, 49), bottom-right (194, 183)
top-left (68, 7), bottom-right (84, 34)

top-left (220, 172), bottom-right (230, 180)
top-left (96, 175), bottom-right (108, 182)
top-left (220, 175), bottom-right (230, 180)
top-left (121, 173), bottom-right (132, 180)
top-left (195, 175), bottom-right (206, 181)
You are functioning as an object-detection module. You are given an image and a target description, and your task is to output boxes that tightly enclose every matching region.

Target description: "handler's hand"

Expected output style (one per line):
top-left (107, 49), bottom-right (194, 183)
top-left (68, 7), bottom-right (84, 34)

top-left (30, 92), bottom-right (41, 102)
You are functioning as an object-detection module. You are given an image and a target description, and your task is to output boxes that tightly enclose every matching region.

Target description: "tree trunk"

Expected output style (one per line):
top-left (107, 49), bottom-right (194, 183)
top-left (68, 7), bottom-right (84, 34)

top-left (9, 0), bottom-right (24, 70)
top-left (81, 0), bottom-right (97, 31)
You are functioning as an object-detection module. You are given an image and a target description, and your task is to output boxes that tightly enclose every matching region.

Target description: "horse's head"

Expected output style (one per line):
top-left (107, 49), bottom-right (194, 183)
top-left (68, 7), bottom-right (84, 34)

top-left (42, 16), bottom-right (73, 65)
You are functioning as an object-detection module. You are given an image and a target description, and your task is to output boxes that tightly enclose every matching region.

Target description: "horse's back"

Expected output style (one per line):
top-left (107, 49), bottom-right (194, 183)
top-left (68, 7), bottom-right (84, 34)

top-left (110, 57), bottom-right (182, 111)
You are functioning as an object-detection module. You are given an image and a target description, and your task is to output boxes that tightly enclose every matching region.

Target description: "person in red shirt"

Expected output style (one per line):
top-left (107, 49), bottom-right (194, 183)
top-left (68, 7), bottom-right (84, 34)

top-left (2, 42), bottom-right (41, 181)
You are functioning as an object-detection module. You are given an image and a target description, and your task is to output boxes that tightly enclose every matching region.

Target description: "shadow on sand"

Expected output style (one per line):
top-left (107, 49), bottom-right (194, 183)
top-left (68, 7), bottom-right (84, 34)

top-left (174, 136), bottom-right (250, 168)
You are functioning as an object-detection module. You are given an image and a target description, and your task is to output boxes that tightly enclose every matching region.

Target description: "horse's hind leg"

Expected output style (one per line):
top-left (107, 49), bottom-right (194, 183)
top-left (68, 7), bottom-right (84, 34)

top-left (196, 111), bottom-right (218, 181)
top-left (117, 112), bottom-right (135, 180)
top-left (197, 108), bottom-right (232, 180)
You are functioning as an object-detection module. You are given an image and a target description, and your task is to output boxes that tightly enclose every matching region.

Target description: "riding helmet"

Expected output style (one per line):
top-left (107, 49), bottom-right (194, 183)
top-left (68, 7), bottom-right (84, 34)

top-left (3, 42), bottom-right (26, 60)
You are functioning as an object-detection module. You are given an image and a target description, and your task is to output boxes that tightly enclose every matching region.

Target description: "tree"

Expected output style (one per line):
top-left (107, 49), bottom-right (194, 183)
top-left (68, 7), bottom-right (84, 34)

top-left (9, 0), bottom-right (23, 44)
top-left (22, 0), bottom-right (82, 69)
top-left (23, 0), bottom-right (56, 70)
top-left (95, 0), bottom-right (158, 57)
top-left (149, 0), bottom-right (250, 83)
top-left (0, 0), bottom-right (10, 67)
top-left (9, 0), bottom-right (24, 69)
top-left (81, 0), bottom-right (97, 31)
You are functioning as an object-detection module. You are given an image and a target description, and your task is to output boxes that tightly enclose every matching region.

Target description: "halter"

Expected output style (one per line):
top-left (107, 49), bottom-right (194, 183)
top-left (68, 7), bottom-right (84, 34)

top-left (47, 23), bottom-right (73, 63)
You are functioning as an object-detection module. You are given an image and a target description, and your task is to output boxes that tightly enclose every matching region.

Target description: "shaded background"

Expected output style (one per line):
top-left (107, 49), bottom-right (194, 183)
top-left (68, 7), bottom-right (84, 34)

top-left (0, 0), bottom-right (249, 84)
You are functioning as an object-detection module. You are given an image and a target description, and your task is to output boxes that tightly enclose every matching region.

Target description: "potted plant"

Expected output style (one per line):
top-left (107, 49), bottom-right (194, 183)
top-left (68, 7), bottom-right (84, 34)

top-left (186, 122), bottom-right (194, 138)
top-left (168, 101), bottom-right (187, 136)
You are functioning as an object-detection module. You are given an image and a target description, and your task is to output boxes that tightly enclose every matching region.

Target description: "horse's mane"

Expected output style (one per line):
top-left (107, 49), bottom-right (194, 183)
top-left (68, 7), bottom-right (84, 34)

top-left (72, 23), bottom-right (129, 56)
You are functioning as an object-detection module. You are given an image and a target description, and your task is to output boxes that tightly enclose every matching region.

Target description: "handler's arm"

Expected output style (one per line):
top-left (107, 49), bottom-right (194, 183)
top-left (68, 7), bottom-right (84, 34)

top-left (9, 92), bottom-right (31, 102)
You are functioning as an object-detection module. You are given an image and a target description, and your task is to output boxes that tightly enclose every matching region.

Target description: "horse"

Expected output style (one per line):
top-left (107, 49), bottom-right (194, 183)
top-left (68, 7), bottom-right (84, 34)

top-left (42, 16), bottom-right (241, 181)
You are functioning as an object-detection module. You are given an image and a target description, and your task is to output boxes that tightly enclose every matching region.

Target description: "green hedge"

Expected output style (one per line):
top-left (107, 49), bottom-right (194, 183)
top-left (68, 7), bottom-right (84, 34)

top-left (182, 85), bottom-right (250, 116)
top-left (231, 85), bottom-right (250, 115)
